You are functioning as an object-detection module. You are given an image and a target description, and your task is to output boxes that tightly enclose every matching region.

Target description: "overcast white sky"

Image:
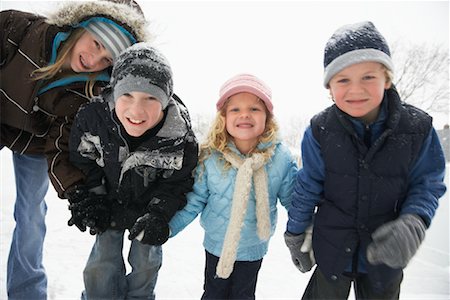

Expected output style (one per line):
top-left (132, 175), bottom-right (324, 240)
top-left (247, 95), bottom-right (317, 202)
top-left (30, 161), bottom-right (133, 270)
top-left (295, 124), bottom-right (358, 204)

top-left (2, 0), bottom-right (449, 129)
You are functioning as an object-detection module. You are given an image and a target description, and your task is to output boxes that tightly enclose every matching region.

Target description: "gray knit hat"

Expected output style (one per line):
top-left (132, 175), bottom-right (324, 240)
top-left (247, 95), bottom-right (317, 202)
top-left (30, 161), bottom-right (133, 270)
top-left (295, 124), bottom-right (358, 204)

top-left (323, 21), bottom-right (394, 87)
top-left (85, 20), bottom-right (134, 61)
top-left (111, 43), bottom-right (173, 109)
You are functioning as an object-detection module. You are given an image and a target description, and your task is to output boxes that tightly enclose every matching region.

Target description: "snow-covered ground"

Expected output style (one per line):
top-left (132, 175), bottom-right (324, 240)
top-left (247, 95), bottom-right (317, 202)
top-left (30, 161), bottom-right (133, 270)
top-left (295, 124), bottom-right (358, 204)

top-left (1, 149), bottom-right (449, 299)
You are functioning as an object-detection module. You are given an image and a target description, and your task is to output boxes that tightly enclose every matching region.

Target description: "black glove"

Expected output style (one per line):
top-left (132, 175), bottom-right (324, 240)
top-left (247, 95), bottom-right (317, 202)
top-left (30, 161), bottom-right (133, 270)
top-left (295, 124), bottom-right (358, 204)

top-left (65, 186), bottom-right (90, 232)
top-left (66, 185), bottom-right (110, 234)
top-left (76, 195), bottom-right (111, 235)
top-left (367, 214), bottom-right (426, 268)
top-left (128, 212), bottom-right (170, 245)
top-left (284, 225), bottom-right (315, 273)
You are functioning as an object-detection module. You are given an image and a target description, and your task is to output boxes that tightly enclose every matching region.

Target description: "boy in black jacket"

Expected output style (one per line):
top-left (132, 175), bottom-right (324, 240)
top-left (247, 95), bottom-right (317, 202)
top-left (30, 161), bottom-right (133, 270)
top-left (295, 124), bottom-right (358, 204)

top-left (68, 43), bottom-right (198, 299)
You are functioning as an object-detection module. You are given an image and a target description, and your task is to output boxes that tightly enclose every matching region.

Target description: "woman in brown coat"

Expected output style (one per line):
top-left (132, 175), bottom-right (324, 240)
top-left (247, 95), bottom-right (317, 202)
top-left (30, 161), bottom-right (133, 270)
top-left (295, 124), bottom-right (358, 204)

top-left (0, 1), bottom-right (149, 298)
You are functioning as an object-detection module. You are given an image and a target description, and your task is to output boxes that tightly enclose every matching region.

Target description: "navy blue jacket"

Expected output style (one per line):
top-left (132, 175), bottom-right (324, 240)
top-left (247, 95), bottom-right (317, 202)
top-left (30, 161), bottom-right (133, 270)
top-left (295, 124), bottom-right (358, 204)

top-left (287, 87), bottom-right (446, 290)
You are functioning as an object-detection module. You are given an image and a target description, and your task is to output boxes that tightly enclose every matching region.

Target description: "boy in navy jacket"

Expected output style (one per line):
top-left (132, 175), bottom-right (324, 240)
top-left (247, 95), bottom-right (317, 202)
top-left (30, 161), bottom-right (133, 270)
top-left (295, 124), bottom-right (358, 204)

top-left (285, 21), bottom-right (446, 299)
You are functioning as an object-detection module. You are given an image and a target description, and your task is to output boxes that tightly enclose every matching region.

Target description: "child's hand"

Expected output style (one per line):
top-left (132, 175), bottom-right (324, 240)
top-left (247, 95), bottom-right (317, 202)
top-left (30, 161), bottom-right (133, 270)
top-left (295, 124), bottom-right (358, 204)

top-left (65, 185), bottom-right (91, 232)
top-left (128, 212), bottom-right (170, 245)
top-left (366, 214), bottom-right (426, 268)
top-left (284, 225), bottom-right (315, 273)
top-left (66, 185), bottom-right (110, 234)
top-left (82, 197), bottom-right (111, 235)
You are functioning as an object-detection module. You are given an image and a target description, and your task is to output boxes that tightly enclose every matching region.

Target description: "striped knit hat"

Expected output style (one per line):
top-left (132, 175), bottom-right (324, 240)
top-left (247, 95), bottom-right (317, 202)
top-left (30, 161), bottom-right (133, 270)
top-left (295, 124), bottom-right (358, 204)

top-left (85, 20), bottom-right (134, 61)
top-left (323, 21), bottom-right (394, 87)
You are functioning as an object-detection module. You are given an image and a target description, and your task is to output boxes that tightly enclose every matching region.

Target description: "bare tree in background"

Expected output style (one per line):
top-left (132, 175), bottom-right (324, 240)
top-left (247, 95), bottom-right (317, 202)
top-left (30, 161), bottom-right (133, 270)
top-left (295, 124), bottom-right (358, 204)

top-left (391, 40), bottom-right (449, 114)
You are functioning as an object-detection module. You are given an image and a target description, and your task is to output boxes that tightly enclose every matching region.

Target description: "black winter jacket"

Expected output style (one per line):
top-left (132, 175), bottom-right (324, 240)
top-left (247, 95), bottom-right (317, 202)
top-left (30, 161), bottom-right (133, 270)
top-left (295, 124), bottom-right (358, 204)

top-left (0, 2), bottom-right (149, 197)
top-left (69, 92), bottom-right (198, 230)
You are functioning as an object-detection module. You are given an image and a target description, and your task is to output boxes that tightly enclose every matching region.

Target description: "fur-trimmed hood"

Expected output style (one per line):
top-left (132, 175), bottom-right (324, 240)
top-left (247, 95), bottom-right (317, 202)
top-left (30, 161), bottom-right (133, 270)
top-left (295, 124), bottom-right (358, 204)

top-left (45, 0), bottom-right (150, 42)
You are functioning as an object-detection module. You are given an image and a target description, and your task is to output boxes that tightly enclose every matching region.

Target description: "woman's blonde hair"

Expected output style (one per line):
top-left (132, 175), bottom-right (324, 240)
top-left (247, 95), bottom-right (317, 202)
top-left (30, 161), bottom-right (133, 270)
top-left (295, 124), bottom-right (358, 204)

top-left (32, 28), bottom-right (101, 97)
top-left (198, 97), bottom-right (278, 169)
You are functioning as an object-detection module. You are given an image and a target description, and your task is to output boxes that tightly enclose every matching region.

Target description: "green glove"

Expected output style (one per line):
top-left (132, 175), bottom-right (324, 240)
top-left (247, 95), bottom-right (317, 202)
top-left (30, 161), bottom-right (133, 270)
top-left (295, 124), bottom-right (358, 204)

top-left (367, 214), bottom-right (426, 268)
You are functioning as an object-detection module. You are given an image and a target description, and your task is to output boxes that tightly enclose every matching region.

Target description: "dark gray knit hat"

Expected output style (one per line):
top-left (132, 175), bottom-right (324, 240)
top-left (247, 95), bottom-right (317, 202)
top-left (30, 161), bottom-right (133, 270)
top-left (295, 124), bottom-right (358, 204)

top-left (323, 21), bottom-right (394, 87)
top-left (111, 42), bottom-right (173, 109)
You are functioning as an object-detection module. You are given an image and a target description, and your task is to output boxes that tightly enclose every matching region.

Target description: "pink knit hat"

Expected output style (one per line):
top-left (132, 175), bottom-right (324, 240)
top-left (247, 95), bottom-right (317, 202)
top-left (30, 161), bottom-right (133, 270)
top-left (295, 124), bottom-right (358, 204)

top-left (216, 73), bottom-right (273, 113)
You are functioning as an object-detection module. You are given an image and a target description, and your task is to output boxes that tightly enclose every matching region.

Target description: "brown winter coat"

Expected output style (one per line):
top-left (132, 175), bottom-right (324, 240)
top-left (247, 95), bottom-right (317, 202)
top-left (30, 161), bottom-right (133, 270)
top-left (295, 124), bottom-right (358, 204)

top-left (0, 2), bottom-right (149, 197)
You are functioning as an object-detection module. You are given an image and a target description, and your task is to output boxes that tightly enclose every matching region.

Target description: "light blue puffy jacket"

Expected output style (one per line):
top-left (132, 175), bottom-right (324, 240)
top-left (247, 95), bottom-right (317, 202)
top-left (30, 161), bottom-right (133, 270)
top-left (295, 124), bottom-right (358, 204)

top-left (169, 141), bottom-right (298, 261)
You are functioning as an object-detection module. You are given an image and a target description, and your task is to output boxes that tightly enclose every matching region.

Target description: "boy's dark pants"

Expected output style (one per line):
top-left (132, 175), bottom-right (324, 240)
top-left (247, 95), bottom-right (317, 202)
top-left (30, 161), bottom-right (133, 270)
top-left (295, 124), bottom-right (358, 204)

top-left (201, 250), bottom-right (262, 300)
top-left (302, 267), bottom-right (403, 300)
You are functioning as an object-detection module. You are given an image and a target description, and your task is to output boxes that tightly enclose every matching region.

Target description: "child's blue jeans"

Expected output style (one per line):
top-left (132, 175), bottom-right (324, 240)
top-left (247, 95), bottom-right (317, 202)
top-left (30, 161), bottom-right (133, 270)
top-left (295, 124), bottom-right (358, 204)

top-left (82, 229), bottom-right (162, 300)
top-left (7, 152), bottom-right (48, 300)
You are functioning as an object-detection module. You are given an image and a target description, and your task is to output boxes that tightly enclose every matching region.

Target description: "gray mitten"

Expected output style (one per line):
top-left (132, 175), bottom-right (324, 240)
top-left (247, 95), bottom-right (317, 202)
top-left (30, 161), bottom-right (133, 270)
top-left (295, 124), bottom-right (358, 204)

top-left (367, 214), bottom-right (426, 268)
top-left (284, 225), bottom-right (315, 273)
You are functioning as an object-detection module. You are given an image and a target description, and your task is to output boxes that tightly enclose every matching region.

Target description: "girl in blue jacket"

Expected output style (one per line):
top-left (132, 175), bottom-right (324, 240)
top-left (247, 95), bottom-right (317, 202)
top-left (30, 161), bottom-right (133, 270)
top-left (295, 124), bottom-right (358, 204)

top-left (169, 73), bottom-right (298, 299)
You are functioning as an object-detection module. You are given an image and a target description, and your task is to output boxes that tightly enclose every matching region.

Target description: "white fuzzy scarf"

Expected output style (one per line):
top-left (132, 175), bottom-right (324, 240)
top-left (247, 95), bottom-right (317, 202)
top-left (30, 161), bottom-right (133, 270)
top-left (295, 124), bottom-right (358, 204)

top-left (216, 147), bottom-right (274, 279)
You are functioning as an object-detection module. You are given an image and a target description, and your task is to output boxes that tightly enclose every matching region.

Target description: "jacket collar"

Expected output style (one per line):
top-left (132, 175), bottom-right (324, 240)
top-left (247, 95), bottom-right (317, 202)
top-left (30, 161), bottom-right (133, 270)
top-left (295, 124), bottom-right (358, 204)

top-left (226, 140), bottom-right (276, 158)
top-left (336, 87), bottom-right (402, 140)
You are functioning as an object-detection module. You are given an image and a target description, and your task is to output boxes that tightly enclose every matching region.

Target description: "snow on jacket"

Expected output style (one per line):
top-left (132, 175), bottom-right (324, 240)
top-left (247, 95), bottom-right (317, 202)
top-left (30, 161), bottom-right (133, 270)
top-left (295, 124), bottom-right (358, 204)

top-left (169, 141), bottom-right (298, 262)
top-left (287, 87), bottom-right (447, 288)
top-left (0, 1), bottom-right (149, 197)
top-left (69, 92), bottom-right (198, 230)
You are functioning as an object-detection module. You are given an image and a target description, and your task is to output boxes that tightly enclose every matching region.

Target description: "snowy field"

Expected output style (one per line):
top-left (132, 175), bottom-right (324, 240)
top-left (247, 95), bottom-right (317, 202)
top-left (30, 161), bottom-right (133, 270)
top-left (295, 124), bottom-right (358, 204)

top-left (1, 149), bottom-right (449, 299)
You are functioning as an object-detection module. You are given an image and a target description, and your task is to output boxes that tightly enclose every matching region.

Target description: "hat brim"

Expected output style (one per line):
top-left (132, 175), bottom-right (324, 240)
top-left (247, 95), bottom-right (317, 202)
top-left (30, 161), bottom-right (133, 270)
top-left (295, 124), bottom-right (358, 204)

top-left (323, 48), bottom-right (394, 87)
top-left (216, 85), bottom-right (273, 113)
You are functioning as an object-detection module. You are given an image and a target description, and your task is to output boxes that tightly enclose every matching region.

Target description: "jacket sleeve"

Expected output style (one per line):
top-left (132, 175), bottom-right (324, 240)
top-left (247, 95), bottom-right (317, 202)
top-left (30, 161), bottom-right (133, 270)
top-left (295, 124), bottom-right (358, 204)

top-left (276, 145), bottom-right (299, 210)
top-left (169, 161), bottom-right (209, 237)
top-left (147, 133), bottom-right (199, 222)
top-left (1, 10), bottom-right (42, 68)
top-left (44, 90), bottom-right (92, 198)
top-left (66, 104), bottom-right (106, 190)
top-left (44, 87), bottom-right (106, 198)
top-left (401, 127), bottom-right (447, 227)
top-left (287, 126), bottom-right (324, 234)
top-left (45, 114), bottom-right (86, 198)
top-left (47, 101), bottom-right (106, 198)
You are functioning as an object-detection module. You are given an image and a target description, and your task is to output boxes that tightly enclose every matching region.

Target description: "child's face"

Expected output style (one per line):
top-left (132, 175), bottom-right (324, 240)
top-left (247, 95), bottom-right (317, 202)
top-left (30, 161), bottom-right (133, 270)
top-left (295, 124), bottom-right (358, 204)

top-left (224, 92), bottom-right (267, 154)
top-left (66, 31), bottom-right (114, 73)
top-left (115, 91), bottom-right (164, 137)
top-left (329, 62), bottom-right (390, 124)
